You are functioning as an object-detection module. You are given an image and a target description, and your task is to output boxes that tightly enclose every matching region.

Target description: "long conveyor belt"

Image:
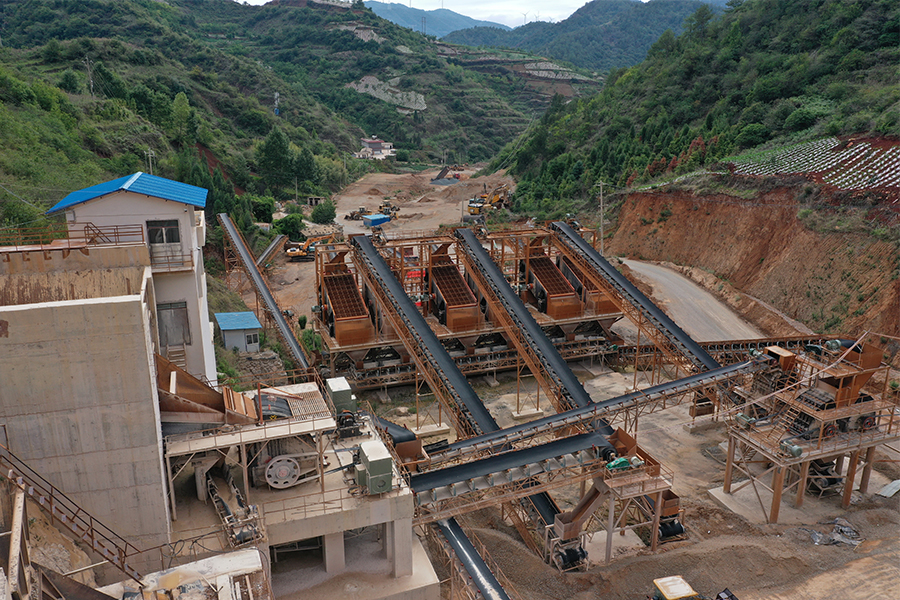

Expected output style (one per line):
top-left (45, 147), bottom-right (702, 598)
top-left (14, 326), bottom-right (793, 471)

top-left (435, 357), bottom-right (771, 460)
top-left (352, 235), bottom-right (499, 435)
top-left (437, 519), bottom-right (511, 600)
top-left (456, 229), bottom-right (599, 413)
top-left (551, 221), bottom-right (720, 372)
top-left (256, 233), bottom-right (286, 266)
top-left (218, 214), bottom-right (308, 368)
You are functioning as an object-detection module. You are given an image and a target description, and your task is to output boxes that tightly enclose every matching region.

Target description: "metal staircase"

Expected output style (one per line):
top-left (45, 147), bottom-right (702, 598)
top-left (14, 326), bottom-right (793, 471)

top-left (0, 445), bottom-right (144, 584)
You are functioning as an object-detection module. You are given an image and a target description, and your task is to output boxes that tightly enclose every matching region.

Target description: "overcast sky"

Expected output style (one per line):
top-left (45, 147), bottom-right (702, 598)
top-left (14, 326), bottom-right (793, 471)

top-left (238, 1), bottom-right (602, 29)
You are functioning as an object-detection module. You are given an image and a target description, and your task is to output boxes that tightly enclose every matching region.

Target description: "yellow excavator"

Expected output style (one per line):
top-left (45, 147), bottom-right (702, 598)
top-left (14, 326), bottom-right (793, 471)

top-left (285, 233), bottom-right (338, 262)
top-left (467, 183), bottom-right (510, 215)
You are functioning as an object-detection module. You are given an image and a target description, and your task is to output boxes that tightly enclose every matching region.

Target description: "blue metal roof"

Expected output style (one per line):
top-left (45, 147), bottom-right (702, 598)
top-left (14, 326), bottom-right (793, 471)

top-left (214, 312), bottom-right (262, 331)
top-left (47, 172), bottom-right (208, 214)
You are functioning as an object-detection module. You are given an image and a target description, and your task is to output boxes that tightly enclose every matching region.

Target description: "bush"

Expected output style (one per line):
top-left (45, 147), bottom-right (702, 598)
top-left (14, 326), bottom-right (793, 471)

top-left (297, 314), bottom-right (307, 330)
top-left (784, 108), bottom-right (816, 131)
top-left (273, 213), bottom-right (306, 241)
top-left (395, 149), bottom-right (410, 162)
top-left (310, 200), bottom-right (336, 224)
top-left (735, 123), bottom-right (769, 148)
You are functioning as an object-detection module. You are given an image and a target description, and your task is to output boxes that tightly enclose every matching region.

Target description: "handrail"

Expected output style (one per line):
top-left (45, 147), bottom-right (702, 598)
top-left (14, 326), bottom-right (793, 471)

top-left (0, 223), bottom-right (145, 251)
top-left (0, 444), bottom-right (143, 583)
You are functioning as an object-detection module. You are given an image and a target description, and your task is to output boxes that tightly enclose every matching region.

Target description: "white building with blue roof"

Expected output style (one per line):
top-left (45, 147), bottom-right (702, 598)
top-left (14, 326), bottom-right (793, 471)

top-left (48, 172), bottom-right (216, 382)
top-left (215, 311), bottom-right (263, 353)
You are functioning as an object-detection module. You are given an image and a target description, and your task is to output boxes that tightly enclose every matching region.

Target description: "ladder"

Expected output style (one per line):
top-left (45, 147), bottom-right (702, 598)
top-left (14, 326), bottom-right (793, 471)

top-left (0, 445), bottom-right (144, 584)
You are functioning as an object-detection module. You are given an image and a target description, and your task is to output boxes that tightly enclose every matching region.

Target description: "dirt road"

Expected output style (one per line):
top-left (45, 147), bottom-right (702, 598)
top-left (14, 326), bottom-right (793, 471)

top-left (621, 258), bottom-right (763, 341)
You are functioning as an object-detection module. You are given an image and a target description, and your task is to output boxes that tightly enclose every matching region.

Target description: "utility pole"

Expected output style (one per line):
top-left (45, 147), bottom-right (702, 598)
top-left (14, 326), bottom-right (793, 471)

top-left (273, 91), bottom-right (280, 116)
top-left (599, 180), bottom-right (604, 256)
top-left (144, 148), bottom-right (156, 175)
top-left (83, 56), bottom-right (94, 98)
top-left (422, 16), bottom-right (426, 36)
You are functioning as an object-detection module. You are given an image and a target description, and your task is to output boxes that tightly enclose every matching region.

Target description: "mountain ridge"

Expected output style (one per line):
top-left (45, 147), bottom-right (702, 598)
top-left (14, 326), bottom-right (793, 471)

top-left (364, 1), bottom-right (511, 38)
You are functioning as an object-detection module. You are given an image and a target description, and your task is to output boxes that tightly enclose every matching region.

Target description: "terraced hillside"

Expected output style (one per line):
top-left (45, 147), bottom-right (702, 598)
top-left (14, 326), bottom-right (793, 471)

top-left (728, 137), bottom-right (900, 191)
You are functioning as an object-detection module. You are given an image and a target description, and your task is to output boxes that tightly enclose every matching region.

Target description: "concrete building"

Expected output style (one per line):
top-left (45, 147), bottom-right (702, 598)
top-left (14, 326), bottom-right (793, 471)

top-left (215, 311), bottom-right (262, 353)
top-left (0, 240), bottom-right (171, 561)
top-left (47, 172), bottom-right (216, 382)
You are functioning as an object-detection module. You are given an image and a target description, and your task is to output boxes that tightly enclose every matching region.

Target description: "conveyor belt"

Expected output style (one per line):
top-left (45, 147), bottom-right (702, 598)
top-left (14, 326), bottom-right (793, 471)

top-left (455, 228), bottom-right (610, 420)
top-left (352, 235), bottom-right (498, 435)
top-left (411, 432), bottom-right (608, 493)
top-left (218, 214), bottom-right (308, 368)
top-left (256, 233), bottom-right (286, 266)
top-left (437, 519), bottom-right (510, 600)
top-left (551, 221), bottom-right (719, 372)
top-left (439, 357), bottom-right (771, 457)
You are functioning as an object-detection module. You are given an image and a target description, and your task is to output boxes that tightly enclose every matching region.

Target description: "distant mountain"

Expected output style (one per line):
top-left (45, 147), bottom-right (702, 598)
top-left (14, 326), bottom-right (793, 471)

top-left (442, 0), bottom-right (723, 73)
top-left (364, 1), bottom-right (511, 39)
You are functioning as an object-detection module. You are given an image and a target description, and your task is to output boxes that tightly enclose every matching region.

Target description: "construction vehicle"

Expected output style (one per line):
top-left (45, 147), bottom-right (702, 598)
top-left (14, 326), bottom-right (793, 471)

top-left (345, 206), bottom-right (372, 220)
top-left (650, 576), bottom-right (738, 600)
top-left (285, 233), bottom-right (337, 262)
top-left (466, 183), bottom-right (510, 215)
top-left (378, 200), bottom-right (400, 215)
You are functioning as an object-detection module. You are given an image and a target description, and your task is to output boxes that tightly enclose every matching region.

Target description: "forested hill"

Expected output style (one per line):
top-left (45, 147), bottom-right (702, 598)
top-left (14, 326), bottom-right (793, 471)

top-left (0, 0), bottom-right (577, 232)
top-left (442, 0), bottom-right (725, 73)
top-left (364, 1), bottom-right (510, 39)
top-left (496, 0), bottom-right (899, 218)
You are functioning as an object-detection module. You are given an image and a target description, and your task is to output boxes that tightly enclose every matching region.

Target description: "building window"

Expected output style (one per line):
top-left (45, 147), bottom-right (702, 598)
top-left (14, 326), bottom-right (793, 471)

top-left (147, 220), bottom-right (180, 244)
top-left (158, 302), bottom-right (191, 346)
top-left (246, 333), bottom-right (259, 346)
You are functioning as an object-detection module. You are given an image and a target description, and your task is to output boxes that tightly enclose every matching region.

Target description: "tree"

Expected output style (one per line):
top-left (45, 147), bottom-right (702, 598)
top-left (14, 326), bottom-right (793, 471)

top-left (310, 200), bottom-right (336, 224)
top-left (257, 127), bottom-right (293, 188)
top-left (58, 69), bottom-right (81, 94)
top-left (292, 146), bottom-right (319, 185)
top-left (273, 213), bottom-right (306, 241)
top-left (172, 91), bottom-right (194, 144)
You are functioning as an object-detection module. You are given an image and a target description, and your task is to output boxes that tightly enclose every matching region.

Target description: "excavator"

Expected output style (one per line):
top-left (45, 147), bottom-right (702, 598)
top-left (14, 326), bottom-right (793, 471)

top-left (285, 233), bottom-right (338, 262)
top-left (466, 183), bottom-right (510, 216)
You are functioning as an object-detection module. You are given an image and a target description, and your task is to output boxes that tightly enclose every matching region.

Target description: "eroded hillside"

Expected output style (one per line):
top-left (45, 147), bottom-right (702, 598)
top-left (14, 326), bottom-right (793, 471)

top-left (606, 178), bottom-right (899, 338)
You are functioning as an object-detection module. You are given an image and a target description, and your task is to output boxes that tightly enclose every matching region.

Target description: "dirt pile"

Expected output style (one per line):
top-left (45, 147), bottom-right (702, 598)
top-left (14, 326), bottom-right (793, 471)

top-left (607, 182), bottom-right (899, 337)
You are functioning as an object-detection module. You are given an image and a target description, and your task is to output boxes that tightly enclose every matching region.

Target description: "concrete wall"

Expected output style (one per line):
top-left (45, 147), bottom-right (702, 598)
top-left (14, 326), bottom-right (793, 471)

top-left (65, 192), bottom-right (215, 382)
top-left (0, 246), bottom-right (149, 306)
top-left (0, 295), bottom-right (171, 554)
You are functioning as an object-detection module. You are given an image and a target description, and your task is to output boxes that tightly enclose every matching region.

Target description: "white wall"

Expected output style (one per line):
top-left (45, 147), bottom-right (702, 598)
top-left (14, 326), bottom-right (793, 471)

top-left (65, 192), bottom-right (216, 382)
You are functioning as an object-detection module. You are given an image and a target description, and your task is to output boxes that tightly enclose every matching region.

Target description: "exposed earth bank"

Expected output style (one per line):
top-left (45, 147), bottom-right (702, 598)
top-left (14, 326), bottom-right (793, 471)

top-left (606, 179), bottom-right (899, 339)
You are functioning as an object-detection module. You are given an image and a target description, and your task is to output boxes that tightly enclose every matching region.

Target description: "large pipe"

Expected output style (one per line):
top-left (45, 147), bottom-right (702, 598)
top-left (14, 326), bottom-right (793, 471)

top-left (551, 221), bottom-right (720, 372)
top-left (218, 214), bottom-right (308, 368)
top-left (436, 519), bottom-right (511, 600)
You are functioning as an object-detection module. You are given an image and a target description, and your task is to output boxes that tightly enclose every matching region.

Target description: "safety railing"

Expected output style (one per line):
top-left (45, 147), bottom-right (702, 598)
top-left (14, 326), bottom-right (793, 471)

top-left (150, 252), bottom-right (194, 272)
top-left (0, 223), bottom-right (144, 251)
top-left (0, 444), bottom-right (143, 582)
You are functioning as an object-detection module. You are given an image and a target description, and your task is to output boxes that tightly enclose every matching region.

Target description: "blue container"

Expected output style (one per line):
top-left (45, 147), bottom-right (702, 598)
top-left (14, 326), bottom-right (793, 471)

top-left (363, 213), bottom-right (391, 227)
